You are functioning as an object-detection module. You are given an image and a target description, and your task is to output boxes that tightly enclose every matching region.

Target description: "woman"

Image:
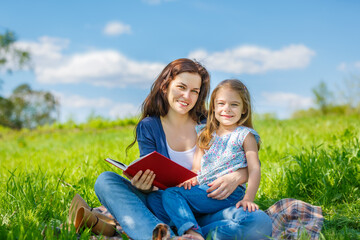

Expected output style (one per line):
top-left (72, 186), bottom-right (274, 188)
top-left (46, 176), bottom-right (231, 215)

top-left (94, 58), bottom-right (272, 240)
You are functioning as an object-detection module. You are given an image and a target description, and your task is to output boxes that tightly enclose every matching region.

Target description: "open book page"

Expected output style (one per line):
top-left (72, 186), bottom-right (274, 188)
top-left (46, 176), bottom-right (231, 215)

top-left (106, 151), bottom-right (161, 171)
top-left (105, 158), bottom-right (128, 171)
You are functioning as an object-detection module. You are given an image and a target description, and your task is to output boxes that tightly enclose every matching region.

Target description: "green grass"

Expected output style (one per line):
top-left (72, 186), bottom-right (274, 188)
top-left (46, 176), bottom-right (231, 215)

top-left (0, 115), bottom-right (359, 239)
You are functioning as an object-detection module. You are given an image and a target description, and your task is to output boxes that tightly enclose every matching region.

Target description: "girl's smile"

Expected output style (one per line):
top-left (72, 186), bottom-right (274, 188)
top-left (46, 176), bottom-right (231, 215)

top-left (220, 114), bottom-right (234, 118)
top-left (214, 87), bottom-right (245, 129)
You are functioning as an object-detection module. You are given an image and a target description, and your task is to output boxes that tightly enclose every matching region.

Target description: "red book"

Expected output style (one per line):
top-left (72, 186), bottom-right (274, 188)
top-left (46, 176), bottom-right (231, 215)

top-left (105, 151), bottom-right (197, 190)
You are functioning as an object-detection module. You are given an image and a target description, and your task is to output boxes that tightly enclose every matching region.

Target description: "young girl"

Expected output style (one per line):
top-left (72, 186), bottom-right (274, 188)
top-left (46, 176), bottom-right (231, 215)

top-left (162, 79), bottom-right (262, 240)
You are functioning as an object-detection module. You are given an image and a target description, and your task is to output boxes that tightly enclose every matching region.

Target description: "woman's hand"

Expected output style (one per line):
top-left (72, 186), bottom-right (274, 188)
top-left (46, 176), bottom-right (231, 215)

top-left (206, 168), bottom-right (248, 200)
top-left (206, 174), bottom-right (239, 200)
top-left (130, 169), bottom-right (156, 192)
top-left (236, 198), bottom-right (259, 212)
top-left (178, 177), bottom-right (198, 189)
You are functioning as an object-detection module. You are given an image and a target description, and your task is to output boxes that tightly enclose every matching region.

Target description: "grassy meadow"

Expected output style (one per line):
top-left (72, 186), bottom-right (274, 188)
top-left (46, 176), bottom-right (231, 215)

top-left (0, 115), bottom-right (359, 239)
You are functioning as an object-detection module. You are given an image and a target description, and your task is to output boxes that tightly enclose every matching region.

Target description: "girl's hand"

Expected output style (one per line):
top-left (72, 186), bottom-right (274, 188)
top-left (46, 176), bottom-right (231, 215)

top-left (236, 199), bottom-right (259, 212)
top-left (130, 169), bottom-right (156, 192)
top-left (206, 174), bottom-right (240, 200)
top-left (178, 177), bottom-right (198, 189)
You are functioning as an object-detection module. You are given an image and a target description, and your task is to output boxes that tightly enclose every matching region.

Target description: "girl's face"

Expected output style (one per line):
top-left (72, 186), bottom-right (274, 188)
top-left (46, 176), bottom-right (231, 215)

top-left (165, 72), bottom-right (202, 116)
top-left (214, 87), bottom-right (245, 128)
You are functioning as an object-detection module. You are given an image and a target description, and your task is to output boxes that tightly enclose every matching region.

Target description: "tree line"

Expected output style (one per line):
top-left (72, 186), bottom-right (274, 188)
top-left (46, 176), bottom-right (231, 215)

top-left (0, 30), bottom-right (58, 129)
top-left (292, 76), bottom-right (360, 118)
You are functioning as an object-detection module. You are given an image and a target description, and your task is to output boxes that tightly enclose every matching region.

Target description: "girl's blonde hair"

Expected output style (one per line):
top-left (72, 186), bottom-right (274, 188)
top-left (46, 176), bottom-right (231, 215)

top-left (198, 79), bottom-right (254, 150)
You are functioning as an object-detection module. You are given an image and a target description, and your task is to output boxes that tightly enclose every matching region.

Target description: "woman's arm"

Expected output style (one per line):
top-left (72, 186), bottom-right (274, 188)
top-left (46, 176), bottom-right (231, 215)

top-left (129, 119), bottom-right (158, 192)
top-left (192, 145), bottom-right (203, 172)
top-left (136, 119), bottom-right (157, 157)
top-left (236, 133), bottom-right (261, 212)
top-left (206, 168), bottom-right (248, 200)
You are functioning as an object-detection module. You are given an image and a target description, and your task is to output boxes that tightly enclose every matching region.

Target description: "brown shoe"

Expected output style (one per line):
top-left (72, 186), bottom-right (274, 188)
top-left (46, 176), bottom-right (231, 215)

top-left (68, 193), bottom-right (116, 236)
top-left (152, 223), bottom-right (171, 240)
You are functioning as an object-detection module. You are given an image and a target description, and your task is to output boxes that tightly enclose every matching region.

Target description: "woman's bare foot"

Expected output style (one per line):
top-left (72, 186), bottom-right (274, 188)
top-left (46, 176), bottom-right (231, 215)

top-left (182, 229), bottom-right (204, 240)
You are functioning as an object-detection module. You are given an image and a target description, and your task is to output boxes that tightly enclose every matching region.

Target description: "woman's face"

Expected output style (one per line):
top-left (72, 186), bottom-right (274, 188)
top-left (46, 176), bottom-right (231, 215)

top-left (165, 72), bottom-right (202, 116)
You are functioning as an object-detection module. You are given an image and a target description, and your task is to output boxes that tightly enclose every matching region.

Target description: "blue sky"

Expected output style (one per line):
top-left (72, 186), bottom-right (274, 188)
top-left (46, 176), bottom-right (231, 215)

top-left (1, 0), bottom-right (359, 121)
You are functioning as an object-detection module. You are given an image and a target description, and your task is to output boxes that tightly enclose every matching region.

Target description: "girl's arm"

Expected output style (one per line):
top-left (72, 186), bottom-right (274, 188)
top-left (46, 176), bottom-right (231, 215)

top-left (236, 133), bottom-right (261, 212)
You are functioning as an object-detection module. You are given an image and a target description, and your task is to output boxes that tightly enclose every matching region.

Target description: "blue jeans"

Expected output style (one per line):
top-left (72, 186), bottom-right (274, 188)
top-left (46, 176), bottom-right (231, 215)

top-left (94, 171), bottom-right (173, 240)
top-left (162, 185), bottom-right (245, 236)
top-left (95, 171), bottom-right (272, 239)
top-left (149, 188), bottom-right (272, 239)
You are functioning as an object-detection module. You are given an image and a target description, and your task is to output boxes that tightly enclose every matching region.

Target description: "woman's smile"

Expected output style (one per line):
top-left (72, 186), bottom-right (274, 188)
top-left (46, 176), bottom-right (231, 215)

top-left (166, 72), bottom-right (201, 115)
top-left (177, 100), bottom-right (189, 107)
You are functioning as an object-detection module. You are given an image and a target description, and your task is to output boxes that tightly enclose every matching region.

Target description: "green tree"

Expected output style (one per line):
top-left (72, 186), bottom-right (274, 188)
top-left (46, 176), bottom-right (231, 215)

top-left (0, 30), bottom-right (59, 129)
top-left (0, 30), bottom-right (30, 74)
top-left (9, 84), bottom-right (59, 129)
top-left (339, 74), bottom-right (360, 108)
top-left (0, 96), bottom-right (16, 128)
top-left (312, 81), bottom-right (333, 114)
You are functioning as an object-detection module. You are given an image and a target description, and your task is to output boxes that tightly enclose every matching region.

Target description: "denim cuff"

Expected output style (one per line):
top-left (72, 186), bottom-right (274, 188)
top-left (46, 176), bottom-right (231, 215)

top-left (178, 222), bottom-right (203, 236)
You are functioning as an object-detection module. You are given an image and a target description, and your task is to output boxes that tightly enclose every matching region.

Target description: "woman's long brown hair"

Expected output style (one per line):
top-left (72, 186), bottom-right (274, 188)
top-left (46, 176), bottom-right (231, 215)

top-left (126, 58), bottom-right (210, 153)
top-left (198, 79), bottom-right (255, 150)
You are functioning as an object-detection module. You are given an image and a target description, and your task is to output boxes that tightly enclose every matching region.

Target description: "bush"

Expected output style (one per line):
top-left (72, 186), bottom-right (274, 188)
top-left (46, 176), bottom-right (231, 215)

top-left (282, 129), bottom-right (360, 206)
top-left (292, 104), bottom-right (360, 119)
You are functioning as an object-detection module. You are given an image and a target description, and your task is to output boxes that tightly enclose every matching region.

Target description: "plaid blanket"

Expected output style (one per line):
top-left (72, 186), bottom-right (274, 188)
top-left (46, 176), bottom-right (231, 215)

top-left (89, 198), bottom-right (324, 240)
top-left (265, 198), bottom-right (324, 239)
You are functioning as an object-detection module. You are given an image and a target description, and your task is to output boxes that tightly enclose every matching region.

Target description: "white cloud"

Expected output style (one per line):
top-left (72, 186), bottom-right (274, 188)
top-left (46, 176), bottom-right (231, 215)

top-left (261, 92), bottom-right (314, 110)
top-left (14, 38), bottom-right (317, 89)
top-left (1, 36), bottom-right (69, 72)
top-left (16, 36), bottom-right (69, 59)
top-left (15, 37), bottom-right (165, 87)
top-left (36, 50), bottom-right (165, 87)
top-left (337, 61), bottom-right (360, 72)
top-left (188, 44), bottom-right (315, 74)
top-left (337, 62), bottom-right (347, 71)
top-left (53, 91), bottom-right (139, 120)
top-left (355, 61), bottom-right (360, 69)
top-left (14, 36), bottom-right (70, 73)
top-left (53, 92), bottom-right (112, 108)
top-left (103, 21), bottom-right (132, 36)
top-left (109, 103), bottom-right (140, 118)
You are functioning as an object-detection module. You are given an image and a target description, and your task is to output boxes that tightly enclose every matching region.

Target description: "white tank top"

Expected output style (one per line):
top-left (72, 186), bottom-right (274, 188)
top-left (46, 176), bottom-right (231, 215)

top-left (166, 141), bottom-right (196, 170)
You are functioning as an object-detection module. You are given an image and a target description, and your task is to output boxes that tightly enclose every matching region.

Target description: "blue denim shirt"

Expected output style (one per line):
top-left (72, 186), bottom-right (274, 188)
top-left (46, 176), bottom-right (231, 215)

top-left (136, 116), bottom-right (170, 158)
